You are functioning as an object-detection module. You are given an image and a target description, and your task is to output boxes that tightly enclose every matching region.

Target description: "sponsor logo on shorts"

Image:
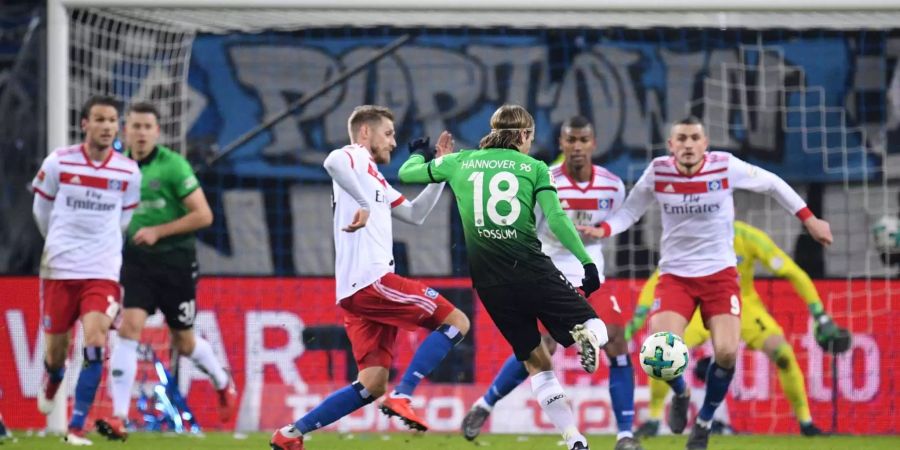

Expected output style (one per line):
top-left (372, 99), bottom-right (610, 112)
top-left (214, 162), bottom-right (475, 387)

top-left (424, 288), bottom-right (438, 299)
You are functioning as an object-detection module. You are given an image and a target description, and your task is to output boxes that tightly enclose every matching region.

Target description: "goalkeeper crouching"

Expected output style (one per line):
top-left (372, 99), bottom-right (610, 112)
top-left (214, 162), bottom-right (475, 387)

top-left (627, 221), bottom-right (849, 438)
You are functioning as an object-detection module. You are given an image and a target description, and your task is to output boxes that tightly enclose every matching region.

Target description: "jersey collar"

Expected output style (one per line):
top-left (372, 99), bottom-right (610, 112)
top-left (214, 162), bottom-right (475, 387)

top-left (560, 162), bottom-right (595, 193)
top-left (128, 145), bottom-right (159, 167)
top-left (80, 144), bottom-right (114, 169)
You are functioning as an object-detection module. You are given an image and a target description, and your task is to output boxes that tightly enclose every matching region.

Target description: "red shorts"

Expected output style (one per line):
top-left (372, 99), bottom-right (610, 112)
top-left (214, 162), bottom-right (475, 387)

top-left (536, 283), bottom-right (625, 335)
top-left (339, 273), bottom-right (455, 371)
top-left (40, 279), bottom-right (122, 334)
top-left (584, 284), bottom-right (626, 327)
top-left (654, 267), bottom-right (741, 325)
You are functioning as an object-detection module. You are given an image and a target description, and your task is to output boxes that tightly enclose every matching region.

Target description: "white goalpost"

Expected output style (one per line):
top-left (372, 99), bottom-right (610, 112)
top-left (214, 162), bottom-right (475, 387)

top-left (43, 0), bottom-right (900, 435)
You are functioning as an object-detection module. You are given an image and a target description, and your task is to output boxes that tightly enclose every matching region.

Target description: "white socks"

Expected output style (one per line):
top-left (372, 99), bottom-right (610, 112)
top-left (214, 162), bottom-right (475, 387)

top-left (531, 371), bottom-right (586, 449)
top-left (583, 317), bottom-right (609, 347)
top-left (110, 338), bottom-right (139, 418)
top-left (190, 336), bottom-right (229, 390)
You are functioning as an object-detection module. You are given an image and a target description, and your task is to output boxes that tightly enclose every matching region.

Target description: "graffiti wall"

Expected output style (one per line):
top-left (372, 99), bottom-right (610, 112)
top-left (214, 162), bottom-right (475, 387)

top-left (180, 28), bottom-right (900, 277)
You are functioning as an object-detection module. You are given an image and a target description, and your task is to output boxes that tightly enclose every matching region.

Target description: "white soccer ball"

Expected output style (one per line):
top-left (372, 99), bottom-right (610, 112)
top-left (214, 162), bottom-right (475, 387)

top-left (639, 331), bottom-right (689, 381)
top-left (872, 215), bottom-right (900, 251)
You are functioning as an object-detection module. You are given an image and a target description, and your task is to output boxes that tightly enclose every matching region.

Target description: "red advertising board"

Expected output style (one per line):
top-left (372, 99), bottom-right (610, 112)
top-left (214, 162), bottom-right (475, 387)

top-left (0, 276), bottom-right (896, 434)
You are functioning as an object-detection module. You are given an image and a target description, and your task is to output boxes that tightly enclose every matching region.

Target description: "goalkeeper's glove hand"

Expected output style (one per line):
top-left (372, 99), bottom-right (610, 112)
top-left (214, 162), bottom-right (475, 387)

top-left (813, 311), bottom-right (851, 354)
top-left (580, 263), bottom-right (600, 298)
top-left (409, 136), bottom-right (435, 162)
top-left (624, 305), bottom-right (650, 341)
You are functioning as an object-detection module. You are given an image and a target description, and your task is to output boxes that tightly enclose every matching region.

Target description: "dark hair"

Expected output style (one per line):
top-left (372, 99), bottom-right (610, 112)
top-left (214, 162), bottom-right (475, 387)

top-left (562, 115), bottom-right (592, 130)
top-left (127, 101), bottom-right (161, 121)
top-left (479, 104), bottom-right (535, 150)
top-left (348, 105), bottom-right (394, 140)
top-left (80, 95), bottom-right (120, 121)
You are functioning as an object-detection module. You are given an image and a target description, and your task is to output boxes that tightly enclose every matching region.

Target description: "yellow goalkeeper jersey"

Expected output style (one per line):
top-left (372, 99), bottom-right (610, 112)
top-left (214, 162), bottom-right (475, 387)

top-left (638, 220), bottom-right (821, 308)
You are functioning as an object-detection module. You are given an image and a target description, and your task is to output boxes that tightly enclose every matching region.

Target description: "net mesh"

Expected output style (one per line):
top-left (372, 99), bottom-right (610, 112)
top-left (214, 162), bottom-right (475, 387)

top-left (68, 8), bottom-right (194, 153)
top-left (29, 6), bottom-right (900, 435)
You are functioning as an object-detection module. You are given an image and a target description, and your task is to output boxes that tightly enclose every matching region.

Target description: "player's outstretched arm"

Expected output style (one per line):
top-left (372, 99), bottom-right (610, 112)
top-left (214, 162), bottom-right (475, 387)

top-left (729, 156), bottom-right (833, 246)
top-left (393, 132), bottom-right (453, 224)
top-left (577, 166), bottom-right (654, 239)
top-left (392, 183), bottom-right (445, 225)
top-left (398, 132), bottom-right (455, 185)
top-left (802, 216), bottom-right (833, 246)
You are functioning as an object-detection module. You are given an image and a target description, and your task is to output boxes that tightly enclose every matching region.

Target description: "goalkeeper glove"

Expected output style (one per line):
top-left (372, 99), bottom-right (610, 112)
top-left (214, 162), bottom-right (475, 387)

top-left (624, 305), bottom-right (650, 341)
top-left (581, 263), bottom-right (600, 298)
top-left (813, 312), bottom-right (851, 354)
top-left (408, 136), bottom-right (435, 162)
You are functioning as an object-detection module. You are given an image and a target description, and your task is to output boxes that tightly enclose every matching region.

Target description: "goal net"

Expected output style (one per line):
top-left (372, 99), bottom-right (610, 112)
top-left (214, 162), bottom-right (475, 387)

top-left (17, 0), bottom-right (899, 436)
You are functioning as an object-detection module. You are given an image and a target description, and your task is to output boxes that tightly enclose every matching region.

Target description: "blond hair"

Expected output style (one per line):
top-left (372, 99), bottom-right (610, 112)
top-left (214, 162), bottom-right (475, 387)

top-left (347, 105), bottom-right (394, 142)
top-left (478, 104), bottom-right (535, 150)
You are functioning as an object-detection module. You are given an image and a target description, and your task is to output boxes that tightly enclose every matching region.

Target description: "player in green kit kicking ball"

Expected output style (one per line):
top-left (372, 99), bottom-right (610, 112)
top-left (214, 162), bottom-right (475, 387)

top-left (399, 104), bottom-right (608, 450)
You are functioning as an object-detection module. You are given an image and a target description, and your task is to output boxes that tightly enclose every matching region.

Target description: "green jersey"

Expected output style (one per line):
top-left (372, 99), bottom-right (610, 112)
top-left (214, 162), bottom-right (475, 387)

top-left (125, 145), bottom-right (200, 255)
top-left (399, 148), bottom-right (592, 287)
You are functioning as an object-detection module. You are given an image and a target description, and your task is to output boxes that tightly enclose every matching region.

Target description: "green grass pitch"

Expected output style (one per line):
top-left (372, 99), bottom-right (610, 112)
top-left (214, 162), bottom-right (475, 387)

top-left (4, 432), bottom-right (899, 449)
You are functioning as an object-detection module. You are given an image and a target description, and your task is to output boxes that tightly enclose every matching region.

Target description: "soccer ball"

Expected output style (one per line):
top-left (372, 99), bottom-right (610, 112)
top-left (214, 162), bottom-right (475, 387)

top-left (872, 215), bottom-right (900, 251)
top-left (639, 331), bottom-right (689, 381)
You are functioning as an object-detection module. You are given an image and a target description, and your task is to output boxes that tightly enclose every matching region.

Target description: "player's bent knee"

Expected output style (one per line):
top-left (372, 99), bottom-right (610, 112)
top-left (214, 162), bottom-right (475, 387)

top-left (541, 335), bottom-right (559, 356)
top-left (44, 334), bottom-right (69, 367)
top-left (443, 308), bottom-right (470, 335)
top-left (772, 343), bottom-right (795, 370)
top-left (171, 330), bottom-right (196, 355)
top-left (358, 378), bottom-right (388, 398)
top-left (357, 367), bottom-right (389, 398)
top-left (714, 349), bottom-right (738, 368)
top-left (82, 314), bottom-right (112, 347)
top-left (117, 309), bottom-right (147, 340)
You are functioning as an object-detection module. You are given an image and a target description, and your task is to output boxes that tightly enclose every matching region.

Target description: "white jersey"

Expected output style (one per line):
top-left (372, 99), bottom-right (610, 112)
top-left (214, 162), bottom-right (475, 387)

top-left (603, 151), bottom-right (809, 277)
top-left (537, 164), bottom-right (625, 286)
top-left (32, 144), bottom-right (141, 281)
top-left (330, 144), bottom-right (406, 302)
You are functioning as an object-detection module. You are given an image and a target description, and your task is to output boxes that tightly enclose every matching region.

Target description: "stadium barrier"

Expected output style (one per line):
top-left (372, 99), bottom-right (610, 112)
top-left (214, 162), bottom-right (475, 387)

top-left (1, 276), bottom-right (896, 434)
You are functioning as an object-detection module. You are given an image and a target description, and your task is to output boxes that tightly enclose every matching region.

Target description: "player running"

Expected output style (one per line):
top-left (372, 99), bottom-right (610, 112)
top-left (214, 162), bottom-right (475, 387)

top-left (579, 116), bottom-right (832, 450)
top-left (399, 104), bottom-right (609, 450)
top-left (98, 102), bottom-right (236, 441)
top-left (32, 95), bottom-right (142, 446)
top-left (459, 116), bottom-right (641, 450)
top-left (270, 105), bottom-right (470, 450)
top-left (628, 220), bottom-right (847, 438)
